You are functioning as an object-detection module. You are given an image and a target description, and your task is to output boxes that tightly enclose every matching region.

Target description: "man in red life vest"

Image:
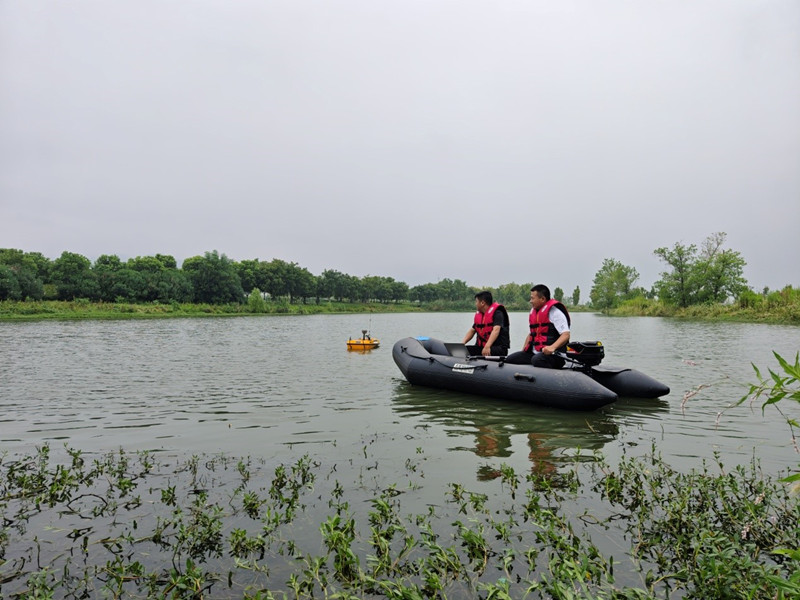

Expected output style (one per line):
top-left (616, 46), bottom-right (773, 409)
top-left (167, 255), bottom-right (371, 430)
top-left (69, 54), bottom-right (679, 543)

top-left (505, 284), bottom-right (570, 369)
top-left (461, 290), bottom-right (510, 357)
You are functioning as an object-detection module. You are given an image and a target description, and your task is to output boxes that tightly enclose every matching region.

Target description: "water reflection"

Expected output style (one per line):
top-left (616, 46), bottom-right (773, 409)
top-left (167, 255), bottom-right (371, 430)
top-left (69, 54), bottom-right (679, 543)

top-left (392, 381), bottom-right (627, 479)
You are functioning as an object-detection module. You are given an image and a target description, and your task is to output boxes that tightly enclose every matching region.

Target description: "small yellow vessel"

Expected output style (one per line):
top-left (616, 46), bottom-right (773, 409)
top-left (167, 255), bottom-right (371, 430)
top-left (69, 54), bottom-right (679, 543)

top-left (347, 329), bottom-right (380, 351)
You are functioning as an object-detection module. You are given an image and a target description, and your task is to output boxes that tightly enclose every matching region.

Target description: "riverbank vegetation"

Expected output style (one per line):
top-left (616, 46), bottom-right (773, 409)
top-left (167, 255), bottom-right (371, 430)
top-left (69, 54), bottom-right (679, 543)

top-left (606, 285), bottom-right (800, 324)
top-left (588, 232), bottom-right (799, 324)
top-left (0, 298), bottom-right (423, 321)
top-left (1, 232), bottom-right (798, 323)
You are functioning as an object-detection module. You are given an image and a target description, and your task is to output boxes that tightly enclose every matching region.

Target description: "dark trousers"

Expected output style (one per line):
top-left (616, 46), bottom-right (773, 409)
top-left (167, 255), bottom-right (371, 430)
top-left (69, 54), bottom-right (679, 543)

top-left (505, 350), bottom-right (565, 369)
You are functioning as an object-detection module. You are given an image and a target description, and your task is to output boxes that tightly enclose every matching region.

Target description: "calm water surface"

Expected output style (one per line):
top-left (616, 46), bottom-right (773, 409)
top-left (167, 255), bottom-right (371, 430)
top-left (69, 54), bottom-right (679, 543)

top-left (1, 313), bottom-right (798, 480)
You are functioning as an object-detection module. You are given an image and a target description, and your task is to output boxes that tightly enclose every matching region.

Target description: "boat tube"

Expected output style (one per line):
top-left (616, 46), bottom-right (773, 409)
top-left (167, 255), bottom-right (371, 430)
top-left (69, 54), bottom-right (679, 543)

top-left (392, 337), bottom-right (669, 412)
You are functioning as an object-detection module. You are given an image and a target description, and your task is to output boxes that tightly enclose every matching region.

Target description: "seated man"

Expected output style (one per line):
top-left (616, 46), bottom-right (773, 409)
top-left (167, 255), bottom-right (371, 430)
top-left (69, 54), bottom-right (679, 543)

top-left (461, 290), bottom-right (510, 357)
top-left (505, 284), bottom-right (570, 369)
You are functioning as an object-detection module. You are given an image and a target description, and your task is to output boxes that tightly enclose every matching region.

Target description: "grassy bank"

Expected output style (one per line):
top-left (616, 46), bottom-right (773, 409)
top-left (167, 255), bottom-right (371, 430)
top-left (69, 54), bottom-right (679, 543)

top-left (606, 293), bottom-right (800, 325)
top-left (2, 295), bottom-right (798, 324)
top-left (0, 300), bottom-right (424, 321)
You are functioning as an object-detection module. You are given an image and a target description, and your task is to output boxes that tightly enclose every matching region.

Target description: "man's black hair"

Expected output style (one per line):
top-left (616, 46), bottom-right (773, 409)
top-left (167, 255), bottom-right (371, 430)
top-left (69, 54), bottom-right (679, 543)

top-left (474, 290), bottom-right (494, 305)
top-left (530, 284), bottom-right (551, 301)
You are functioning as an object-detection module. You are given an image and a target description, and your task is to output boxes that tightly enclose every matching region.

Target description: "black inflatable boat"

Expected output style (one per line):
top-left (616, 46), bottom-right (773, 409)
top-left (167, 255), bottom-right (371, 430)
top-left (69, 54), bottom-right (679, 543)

top-left (392, 337), bottom-right (670, 411)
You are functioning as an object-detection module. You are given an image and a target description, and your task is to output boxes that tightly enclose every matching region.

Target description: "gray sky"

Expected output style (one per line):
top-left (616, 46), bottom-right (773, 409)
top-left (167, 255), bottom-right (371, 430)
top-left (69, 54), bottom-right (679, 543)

top-left (2, 0), bottom-right (798, 294)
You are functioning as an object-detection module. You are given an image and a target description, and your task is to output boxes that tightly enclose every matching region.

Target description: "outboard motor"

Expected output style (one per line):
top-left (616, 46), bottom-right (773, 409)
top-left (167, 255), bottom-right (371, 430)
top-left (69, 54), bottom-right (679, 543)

top-left (565, 341), bottom-right (605, 367)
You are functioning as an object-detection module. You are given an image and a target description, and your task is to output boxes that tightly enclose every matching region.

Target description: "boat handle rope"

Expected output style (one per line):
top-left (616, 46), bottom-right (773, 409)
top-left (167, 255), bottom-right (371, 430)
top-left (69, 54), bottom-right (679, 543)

top-left (400, 346), bottom-right (489, 370)
top-left (465, 355), bottom-right (506, 366)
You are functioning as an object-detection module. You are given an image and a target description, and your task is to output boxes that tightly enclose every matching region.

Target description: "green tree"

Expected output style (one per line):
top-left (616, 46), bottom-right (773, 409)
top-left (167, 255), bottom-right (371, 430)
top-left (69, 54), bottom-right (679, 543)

top-left (110, 268), bottom-right (147, 302)
top-left (589, 258), bottom-right (639, 309)
top-left (409, 278), bottom-right (474, 305)
top-left (654, 232), bottom-right (747, 307)
top-left (554, 286), bottom-right (565, 302)
top-left (342, 275), bottom-right (362, 303)
top-left (51, 251), bottom-right (98, 300)
top-left (24, 251), bottom-right (52, 283)
top-left (127, 256), bottom-right (166, 274)
top-left (235, 259), bottom-right (261, 294)
top-left (94, 255), bottom-right (124, 301)
top-left (182, 251), bottom-right (244, 304)
top-left (0, 249), bottom-right (52, 284)
top-left (154, 254), bottom-right (177, 269)
top-left (694, 232), bottom-right (747, 303)
top-left (360, 275), bottom-right (382, 302)
top-left (286, 264), bottom-right (316, 303)
top-left (318, 269), bottom-right (344, 301)
top-left (410, 283), bottom-right (438, 303)
top-left (126, 256), bottom-right (169, 302)
top-left (572, 286), bottom-right (580, 306)
top-left (390, 279), bottom-right (409, 303)
top-left (436, 278), bottom-right (473, 302)
top-left (94, 254), bottom-right (123, 271)
top-left (318, 269), bottom-right (362, 302)
top-left (257, 259), bottom-right (290, 299)
top-left (359, 276), bottom-right (407, 303)
top-left (0, 264), bottom-right (22, 300)
top-left (258, 259), bottom-right (316, 303)
top-left (0, 249), bottom-right (46, 300)
top-left (153, 269), bottom-right (193, 303)
top-left (92, 254), bottom-right (190, 303)
top-left (14, 268), bottom-right (44, 300)
top-left (496, 283), bottom-right (529, 308)
top-left (653, 241), bottom-right (697, 307)
top-left (0, 248), bottom-right (28, 269)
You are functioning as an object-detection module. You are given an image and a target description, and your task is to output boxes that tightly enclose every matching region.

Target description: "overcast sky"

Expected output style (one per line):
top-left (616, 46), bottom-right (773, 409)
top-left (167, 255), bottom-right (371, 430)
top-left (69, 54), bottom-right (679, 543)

top-left (1, 0), bottom-right (798, 294)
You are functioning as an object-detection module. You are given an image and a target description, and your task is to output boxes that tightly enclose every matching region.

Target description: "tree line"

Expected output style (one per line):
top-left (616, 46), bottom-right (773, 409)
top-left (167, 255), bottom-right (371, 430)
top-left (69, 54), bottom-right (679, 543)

top-left (0, 249), bottom-right (475, 306)
top-left (0, 232), bottom-right (779, 310)
top-left (588, 231), bottom-right (752, 309)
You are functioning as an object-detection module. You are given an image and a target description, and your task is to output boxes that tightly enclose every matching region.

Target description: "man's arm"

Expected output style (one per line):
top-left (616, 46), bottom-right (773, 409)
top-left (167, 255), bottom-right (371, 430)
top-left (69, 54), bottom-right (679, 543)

top-left (462, 327), bottom-right (476, 345)
top-left (542, 330), bottom-right (570, 355)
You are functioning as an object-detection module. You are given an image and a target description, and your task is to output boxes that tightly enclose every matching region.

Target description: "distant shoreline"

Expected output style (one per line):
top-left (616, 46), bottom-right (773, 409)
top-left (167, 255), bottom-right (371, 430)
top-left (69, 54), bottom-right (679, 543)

top-left (0, 300), bottom-right (424, 321)
top-left (0, 299), bottom-right (796, 325)
top-left (603, 297), bottom-right (799, 326)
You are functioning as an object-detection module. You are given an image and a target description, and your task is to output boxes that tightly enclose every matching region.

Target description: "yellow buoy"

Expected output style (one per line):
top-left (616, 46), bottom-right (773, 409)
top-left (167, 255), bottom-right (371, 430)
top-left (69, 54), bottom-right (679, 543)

top-left (347, 329), bottom-right (379, 351)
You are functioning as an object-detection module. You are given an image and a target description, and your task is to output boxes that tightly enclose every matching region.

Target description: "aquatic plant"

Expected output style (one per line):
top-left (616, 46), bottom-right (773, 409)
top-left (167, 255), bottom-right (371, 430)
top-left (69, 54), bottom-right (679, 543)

top-left (0, 441), bottom-right (797, 598)
top-left (738, 351), bottom-right (800, 454)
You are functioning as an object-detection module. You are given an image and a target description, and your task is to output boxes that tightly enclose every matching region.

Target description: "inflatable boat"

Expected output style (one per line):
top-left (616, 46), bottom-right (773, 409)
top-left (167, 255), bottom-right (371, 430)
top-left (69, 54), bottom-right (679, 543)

top-left (392, 337), bottom-right (669, 411)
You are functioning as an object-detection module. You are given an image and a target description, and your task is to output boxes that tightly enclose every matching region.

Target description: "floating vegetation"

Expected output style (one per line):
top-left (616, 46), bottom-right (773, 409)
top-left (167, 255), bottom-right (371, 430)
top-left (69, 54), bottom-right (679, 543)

top-left (0, 442), bottom-right (798, 599)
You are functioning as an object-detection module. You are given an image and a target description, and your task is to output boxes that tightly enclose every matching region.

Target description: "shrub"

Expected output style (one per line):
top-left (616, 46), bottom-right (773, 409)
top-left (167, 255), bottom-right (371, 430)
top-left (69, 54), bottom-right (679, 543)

top-left (738, 289), bottom-right (762, 310)
top-left (247, 288), bottom-right (267, 313)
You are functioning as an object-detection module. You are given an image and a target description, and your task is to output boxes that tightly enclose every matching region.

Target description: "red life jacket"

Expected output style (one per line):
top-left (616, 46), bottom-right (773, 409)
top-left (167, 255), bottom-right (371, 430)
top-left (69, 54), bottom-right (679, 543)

top-left (526, 300), bottom-right (570, 351)
top-left (473, 302), bottom-right (504, 347)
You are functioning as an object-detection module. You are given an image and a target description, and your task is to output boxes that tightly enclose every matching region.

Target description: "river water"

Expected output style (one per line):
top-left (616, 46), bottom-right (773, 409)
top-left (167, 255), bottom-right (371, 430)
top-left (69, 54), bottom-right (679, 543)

top-left (1, 312), bottom-right (799, 480)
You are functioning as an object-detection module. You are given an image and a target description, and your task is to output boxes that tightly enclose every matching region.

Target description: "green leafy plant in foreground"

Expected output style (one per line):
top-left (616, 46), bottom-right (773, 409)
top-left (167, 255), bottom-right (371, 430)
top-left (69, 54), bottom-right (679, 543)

top-left (738, 351), bottom-right (800, 477)
top-left (736, 350), bottom-right (800, 594)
